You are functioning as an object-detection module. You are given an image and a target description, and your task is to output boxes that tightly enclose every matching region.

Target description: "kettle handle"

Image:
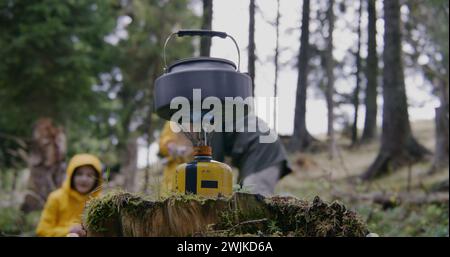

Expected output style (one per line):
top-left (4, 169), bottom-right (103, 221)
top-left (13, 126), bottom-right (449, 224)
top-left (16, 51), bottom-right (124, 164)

top-left (163, 29), bottom-right (241, 72)
top-left (177, 29), bottom-right (227, 38)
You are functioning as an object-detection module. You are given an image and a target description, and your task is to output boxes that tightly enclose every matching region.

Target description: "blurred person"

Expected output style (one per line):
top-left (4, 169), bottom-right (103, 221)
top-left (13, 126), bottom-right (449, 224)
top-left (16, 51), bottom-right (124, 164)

top-left (158, 121), bottom-right (193, 196)
top-left (211, 114), bottom-right (292, 196)
top-left (160, 114), bottom-right (291, 196)
top-left (36, 154), bottom-right (103, 237)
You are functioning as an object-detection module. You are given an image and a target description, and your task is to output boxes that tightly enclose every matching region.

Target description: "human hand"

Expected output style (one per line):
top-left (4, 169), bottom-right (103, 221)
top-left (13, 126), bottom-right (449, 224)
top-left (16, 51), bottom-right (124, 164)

top-left (168, 144), bottom-right (191, 158)
top-left (167, 142), bottom-right (178, 156)
top-left (68, 224), bottom-right (86, 237)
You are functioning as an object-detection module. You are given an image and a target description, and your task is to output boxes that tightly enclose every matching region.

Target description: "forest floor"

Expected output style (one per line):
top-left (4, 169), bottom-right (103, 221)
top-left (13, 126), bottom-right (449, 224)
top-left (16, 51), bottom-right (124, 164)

top-left (276, 120), bottom-right (449, 236)
top-left (0, 119), bottom-right (448, 236)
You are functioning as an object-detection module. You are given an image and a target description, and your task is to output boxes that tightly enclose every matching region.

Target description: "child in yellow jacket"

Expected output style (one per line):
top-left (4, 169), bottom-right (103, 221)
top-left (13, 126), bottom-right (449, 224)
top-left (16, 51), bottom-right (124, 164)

top-left (159, 121), bottom-right (193, 195)
top-left (36, 154), bottom-right (103, 237)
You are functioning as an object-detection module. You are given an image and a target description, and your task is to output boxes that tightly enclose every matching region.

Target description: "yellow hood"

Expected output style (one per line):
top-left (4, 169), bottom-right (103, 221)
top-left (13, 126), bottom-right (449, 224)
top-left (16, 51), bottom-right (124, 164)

top-left (62, 154), bottom-right (103, 200)
top-left (36, 153), bottom-right (103, 236)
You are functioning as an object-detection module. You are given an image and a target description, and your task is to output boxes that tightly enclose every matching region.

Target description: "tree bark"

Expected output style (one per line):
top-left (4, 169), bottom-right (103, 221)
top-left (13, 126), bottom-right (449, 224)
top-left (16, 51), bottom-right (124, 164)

top-left (289, 0), bottom-right (317, 152)
top-left (273, 0), bottom-right (281, 129)
top-left (200, 0), bottom-right (213, 57)
top-left (122, 136), bottom-right (138, 192)
top-left (429, 78), bottom-right (449, 173)
top-left (362, 0), bottom-right (430, 180)
top-left (351, 0), bottom-right (363, 145)
top-left (361, 0), bottom-right (379, 142)
top-left (142, 135), bottom-right (151, 193)
top-left (21, 118), bottom-right (66, 213)
top-left (325, 0), bottom-right (337, 159)
top-left (430, 105), bottom-right (449, 172)
top-left (248, 0), bottom-right (256, 95)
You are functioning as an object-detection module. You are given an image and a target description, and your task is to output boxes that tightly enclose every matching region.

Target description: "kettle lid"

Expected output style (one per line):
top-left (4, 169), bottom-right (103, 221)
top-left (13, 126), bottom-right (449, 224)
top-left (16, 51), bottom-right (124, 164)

top-left (168, 57), bottom-right (236, 73)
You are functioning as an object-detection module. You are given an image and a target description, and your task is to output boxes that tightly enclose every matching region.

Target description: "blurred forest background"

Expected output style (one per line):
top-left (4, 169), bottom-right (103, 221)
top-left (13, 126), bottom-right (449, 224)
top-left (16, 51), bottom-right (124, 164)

top-left (0, 0), bottom-right (448, 236)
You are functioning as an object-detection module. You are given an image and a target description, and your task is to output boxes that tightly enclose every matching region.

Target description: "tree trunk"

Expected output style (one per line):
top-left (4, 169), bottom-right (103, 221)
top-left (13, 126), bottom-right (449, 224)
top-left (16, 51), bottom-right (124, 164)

top-left (429, 78), bottom-right (449, 172)
top-left (21, 118), bottom-right (66, 213)
top-left (0, 167), bottom-right (3, 190)
top-left (200, 0), bottom-right (213, 57)
top-left (83, 192), bottom-right (370, 237)
top-left (325, 0), bottom-right (337, 159)
top-left (361, 0), bottom-right (379, 143)
top-left (248, 0), bottom-right (256, 95)
top-left (122, 136), bottom-right (138, 192)
top-left (430, 105), bottom-right (449, 172)
top-left (351, 0), bottom-right (363, 145)
top-left (273, 0), bottom-right (280, 129)
top-left (289, 0), bottom-right (317, 152)
top-left (142, 136), bottom-right (151, 193)
top-left (362, 0), bottom-right (429, 180)
top-left (140, 118), bottom-right (154, 193)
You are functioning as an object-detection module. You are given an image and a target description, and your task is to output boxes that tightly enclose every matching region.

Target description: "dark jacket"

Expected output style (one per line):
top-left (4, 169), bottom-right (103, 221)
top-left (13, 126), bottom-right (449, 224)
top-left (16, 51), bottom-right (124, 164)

top-left (211, 115), bottom-right (292, 183)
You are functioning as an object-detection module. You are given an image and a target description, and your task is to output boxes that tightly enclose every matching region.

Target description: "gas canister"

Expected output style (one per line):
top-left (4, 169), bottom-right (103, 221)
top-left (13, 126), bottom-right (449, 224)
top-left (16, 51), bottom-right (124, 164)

top-left (172, 145), bottom-right (232, 197)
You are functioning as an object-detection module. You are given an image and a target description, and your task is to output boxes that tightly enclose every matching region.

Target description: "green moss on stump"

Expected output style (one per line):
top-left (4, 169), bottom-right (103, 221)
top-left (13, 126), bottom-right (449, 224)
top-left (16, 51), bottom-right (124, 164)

top-left (83, 192), bottom-right (369, 237)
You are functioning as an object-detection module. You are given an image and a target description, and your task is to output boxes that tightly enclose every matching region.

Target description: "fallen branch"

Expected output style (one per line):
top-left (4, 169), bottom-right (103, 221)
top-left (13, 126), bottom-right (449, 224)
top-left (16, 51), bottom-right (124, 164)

top-left (332, 190), bottom-right (449, 209)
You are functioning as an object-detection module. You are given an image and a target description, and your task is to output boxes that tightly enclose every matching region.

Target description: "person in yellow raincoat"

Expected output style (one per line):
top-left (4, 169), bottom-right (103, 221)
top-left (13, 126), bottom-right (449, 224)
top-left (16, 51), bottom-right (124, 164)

top-left (159, 121), bottom-right (193, 195)
top-left (36, 154), bottom-right (103, 237)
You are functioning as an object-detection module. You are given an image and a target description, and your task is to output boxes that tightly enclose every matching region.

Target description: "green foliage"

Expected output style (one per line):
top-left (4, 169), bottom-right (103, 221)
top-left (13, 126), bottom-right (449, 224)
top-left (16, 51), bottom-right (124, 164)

top-left (0, 0), bottom-right (118, 128)
top-left (406, 0), bottom-right (449, 82)
top-left (0, 207), bottom-right (40, 236)
top-left (0, 0), bottom-right (200, 169)
top-left (0, 0), bottom-right (120, 167)
top-left (104, 0), bottom-right (200, 152)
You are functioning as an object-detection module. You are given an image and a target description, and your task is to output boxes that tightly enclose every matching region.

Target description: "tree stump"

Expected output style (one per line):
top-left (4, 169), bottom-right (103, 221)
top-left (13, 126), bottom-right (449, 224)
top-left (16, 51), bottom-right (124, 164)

top-left (83, 192), bottom-right (370, 237)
